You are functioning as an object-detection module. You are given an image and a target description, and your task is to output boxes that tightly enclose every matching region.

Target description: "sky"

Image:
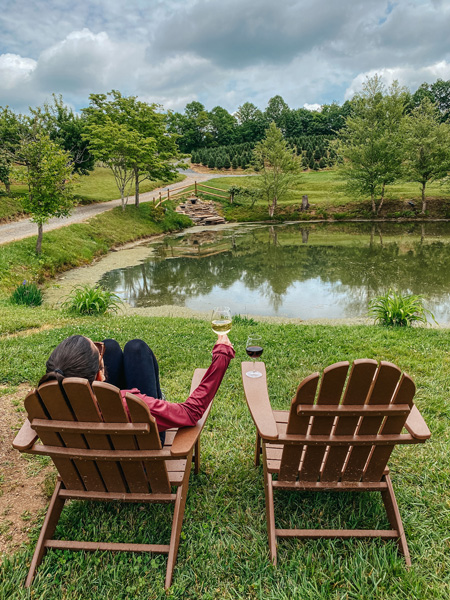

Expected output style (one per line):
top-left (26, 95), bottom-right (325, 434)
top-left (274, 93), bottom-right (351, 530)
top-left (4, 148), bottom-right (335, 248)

top-left (1, 0), bottom-right (450, 115)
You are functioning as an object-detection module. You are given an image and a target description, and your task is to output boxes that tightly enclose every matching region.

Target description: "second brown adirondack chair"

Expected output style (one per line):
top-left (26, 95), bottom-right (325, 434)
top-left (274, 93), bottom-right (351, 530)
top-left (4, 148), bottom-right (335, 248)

top-left (12, 368), bottom-right (209, 589)
top-left (242, 359), bottom-right (431, 566)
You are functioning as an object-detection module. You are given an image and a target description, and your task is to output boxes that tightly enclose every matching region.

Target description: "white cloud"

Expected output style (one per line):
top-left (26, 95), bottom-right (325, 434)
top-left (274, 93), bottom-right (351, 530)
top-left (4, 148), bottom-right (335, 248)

top-left (0, 53), bottom-right (36, 89)
top-left (0, 1), bottom-right (449, 113)
top-left (345, 61), bottom-right (450, 100)
top-left (303, 103), bottom-right (322, 112)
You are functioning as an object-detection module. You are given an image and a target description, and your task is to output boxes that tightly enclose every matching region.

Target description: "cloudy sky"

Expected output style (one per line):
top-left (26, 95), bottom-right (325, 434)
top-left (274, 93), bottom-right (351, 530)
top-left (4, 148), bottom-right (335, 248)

top-left (1, 0), bottom-right (450, 115)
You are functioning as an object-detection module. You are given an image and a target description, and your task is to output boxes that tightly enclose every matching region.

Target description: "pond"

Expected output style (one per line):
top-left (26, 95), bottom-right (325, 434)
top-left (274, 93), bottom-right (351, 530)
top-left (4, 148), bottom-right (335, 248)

top-left (98, 222), bottom-right (450, 323)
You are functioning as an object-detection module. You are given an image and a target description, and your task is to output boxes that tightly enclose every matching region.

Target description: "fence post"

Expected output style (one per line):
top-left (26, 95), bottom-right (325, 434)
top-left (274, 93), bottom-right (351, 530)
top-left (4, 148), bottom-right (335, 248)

top-left (167, 188), bottom-right (170, 201)
top-left (159, 191), bottom-right (162, 203)
top-left (195, 181), bottom-right (198, 195)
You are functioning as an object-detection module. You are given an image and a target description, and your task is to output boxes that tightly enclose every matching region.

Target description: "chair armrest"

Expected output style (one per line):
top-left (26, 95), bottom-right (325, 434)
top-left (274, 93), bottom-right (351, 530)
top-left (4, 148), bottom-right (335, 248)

top-left (171, 368), bottom-right (209, 456)
top-left (404, 404), bottom-right (431, 440)
top-left (241, 362), bottom-right (278, 440)
top-left (12, 419), bottom-right (39, 451)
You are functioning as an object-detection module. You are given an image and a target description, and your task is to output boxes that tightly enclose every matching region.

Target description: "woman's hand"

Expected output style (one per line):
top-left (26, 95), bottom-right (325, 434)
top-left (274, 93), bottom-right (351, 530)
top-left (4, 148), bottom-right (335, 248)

top-left (215, 334), bottom-right (233, 348)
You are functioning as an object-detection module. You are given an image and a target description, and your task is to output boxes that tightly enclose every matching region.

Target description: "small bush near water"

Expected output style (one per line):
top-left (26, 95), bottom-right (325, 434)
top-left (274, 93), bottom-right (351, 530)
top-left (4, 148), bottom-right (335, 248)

top-left (62, 285), bottom-right (122, 316)
top-left (9, 281), bottom-right (42, 307)
top-left (368, 289), bottom-right (435, 327)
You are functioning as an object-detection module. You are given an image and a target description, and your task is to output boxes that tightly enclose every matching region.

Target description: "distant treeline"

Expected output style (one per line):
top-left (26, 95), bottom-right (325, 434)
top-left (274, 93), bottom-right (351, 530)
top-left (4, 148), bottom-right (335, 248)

top-left (168, 79), bottom-right (450, 154)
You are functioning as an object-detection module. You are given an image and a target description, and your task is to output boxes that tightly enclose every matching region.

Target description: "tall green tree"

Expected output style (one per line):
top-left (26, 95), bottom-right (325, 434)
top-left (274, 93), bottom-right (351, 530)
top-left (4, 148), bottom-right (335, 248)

top-left (264, 96), bottom-right (290, 134)
top-left (84, 90), bottom-right (179, 207)
top-left (167, 101), bottom-right (212, 152)
top-left (235, 102), bottom-right (266, 143)
top-left (0, 107), bottom-right (26, 192)
top-left (31, 95), bottom-right (95, 175)
top-left (412, 79), bottom-right (450, 122)
top-left (208, 106), bottom-right (237, 146)
top-left (19, 132), bottom-right (75, 254)
top-left (253, 122), bottom-right (300, 217)
top-left (401, 98), bottom-right (450, 213)
top-left (84, 117), bottom-right (140, 210)
top-left (336, 76), bottom-right (407, 215)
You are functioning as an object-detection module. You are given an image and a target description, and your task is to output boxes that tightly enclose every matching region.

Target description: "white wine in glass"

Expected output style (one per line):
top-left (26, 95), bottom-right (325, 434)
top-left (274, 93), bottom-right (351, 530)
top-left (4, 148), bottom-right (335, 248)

top-left (211, 306), bottom-right (232, 335)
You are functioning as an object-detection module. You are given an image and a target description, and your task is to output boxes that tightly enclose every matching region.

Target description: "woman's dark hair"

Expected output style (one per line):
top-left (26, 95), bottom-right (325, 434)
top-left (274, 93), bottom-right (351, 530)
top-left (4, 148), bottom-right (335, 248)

top-left (38, 335), bottom-right (100, 386)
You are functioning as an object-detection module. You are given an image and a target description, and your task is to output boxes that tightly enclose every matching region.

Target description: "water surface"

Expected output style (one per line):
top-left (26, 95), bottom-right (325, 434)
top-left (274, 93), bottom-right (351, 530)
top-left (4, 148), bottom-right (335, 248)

top-left (98, 222), bottom-right (450, 323)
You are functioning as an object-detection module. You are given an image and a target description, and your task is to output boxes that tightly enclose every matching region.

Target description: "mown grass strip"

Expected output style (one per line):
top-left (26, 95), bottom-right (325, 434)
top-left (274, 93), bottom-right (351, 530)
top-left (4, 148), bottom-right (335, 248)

top-left (0, 203), bottom-right (192, 295)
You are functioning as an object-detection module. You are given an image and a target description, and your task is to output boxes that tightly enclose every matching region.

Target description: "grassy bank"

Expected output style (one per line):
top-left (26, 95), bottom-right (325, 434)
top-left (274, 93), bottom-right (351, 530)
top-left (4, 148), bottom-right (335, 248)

top-left (0, 203), bottom-right (191, 295)
top-left (0, 313), bottom-right (449, 599)
top-left (0, 166), bottom-right (185, 222)
top-left (192, 171), bottom-right (450, 221)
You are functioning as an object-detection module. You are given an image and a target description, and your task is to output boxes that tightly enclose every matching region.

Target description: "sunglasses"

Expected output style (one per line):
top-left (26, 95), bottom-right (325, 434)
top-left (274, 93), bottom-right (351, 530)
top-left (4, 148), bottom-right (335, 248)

top-left (93, 341), bottom-right (105, 358)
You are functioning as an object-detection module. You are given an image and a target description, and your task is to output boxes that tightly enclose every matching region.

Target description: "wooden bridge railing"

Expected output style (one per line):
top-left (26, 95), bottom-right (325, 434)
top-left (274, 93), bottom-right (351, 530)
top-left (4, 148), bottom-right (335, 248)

top-left (154, 181), bottom-right (231, 207)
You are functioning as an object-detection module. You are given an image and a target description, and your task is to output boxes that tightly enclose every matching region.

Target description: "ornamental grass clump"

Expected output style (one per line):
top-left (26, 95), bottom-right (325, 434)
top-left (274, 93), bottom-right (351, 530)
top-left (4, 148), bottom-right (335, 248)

top-left (10, 280), bottom-right (43, 307)
top-left (62, 285), bottom-right (122, 316)
top-left (368, 289), bottom-right (435, 327)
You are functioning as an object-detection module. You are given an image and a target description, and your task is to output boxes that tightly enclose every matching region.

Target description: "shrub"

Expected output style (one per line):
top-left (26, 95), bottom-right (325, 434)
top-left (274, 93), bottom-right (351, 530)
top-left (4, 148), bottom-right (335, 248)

top-left (10, 280), bottom-right (43, 307)
top-left (62, 285), bottom-right (122, 316)
top-left (368, 289), bottom-right (435, 327)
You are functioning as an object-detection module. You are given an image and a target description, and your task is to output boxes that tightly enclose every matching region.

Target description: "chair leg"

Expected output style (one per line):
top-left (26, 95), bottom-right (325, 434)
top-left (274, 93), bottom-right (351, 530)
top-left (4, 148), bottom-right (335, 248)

top-left (255, 432), bottom-right (261, 466)
top-left (381, 475), bottom-right (411, 566)
top-left (25, 480), bottom-right (66, 587)
top-left (165, 451), bottom-right (193, 589)
top-left (263, 445), bottom-right (277, 565)
top-left (194, 438), bottom-right (200, 475)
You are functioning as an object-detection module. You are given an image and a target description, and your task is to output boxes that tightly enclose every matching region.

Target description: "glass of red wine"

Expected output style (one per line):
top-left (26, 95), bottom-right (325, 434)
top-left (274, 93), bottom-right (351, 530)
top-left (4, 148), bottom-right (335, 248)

top-left (246, 335), bottom-right (263, 378)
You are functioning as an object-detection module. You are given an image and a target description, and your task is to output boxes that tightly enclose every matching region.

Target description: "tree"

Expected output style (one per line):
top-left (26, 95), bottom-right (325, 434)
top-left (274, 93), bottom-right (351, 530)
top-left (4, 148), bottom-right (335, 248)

top-left (208, 106), bottom-right (237, 146)
top-left (31, 95), bottom-right (95, 175)
top-left (167, 101), bottom-right (212, 152)
top-left (264, 96), bottom-right (290, 134)
top-left (84, 117), bottom-right (139, 211)
top-left (401, 98), bottom-right (450, 213)
top-left (19, 132), bottom-right (75, 254)
top-left (336, 76), bottom-right (407, 215)
top-left (235, 102), bottom-right (266, 143)
top-left (84, 91), bottom-right (179, 207)
top-left (412, 79), bottom-right (450, 122)
top-left (252, 122), bottom-right (300, 217)
top-left (0, 107), bottom-right (26, 192)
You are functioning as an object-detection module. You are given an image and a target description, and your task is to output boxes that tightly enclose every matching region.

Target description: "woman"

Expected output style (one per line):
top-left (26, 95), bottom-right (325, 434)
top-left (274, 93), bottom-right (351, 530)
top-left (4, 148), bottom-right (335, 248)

top-left (39, 334), bottom-right (235, 441)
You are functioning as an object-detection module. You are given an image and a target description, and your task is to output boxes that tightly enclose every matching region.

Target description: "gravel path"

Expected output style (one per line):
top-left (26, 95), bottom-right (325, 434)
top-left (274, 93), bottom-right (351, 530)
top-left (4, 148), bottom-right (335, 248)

top-left (0, 171), bottom-right (244, 245)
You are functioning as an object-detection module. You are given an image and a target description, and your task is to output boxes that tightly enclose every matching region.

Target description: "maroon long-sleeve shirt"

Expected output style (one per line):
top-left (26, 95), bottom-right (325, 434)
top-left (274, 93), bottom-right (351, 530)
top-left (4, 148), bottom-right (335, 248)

top-left (120, 342), bottom-right (235, 431)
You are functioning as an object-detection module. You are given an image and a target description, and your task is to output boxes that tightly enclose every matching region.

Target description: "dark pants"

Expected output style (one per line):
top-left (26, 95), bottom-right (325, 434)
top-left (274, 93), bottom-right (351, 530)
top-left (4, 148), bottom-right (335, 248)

top-left (102, 338), bottom-right (165, 445)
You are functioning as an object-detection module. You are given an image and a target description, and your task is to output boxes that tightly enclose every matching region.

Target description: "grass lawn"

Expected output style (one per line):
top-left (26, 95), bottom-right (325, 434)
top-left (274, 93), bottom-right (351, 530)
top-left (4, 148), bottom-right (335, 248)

top-left (0, 203), bottom-right (192, 295)
top-left (0, 167), bottom-right (185, 221)
top-left (0, 308), bottom-right (449, 599)
top-left (192, 171), bottom-right (450, 221)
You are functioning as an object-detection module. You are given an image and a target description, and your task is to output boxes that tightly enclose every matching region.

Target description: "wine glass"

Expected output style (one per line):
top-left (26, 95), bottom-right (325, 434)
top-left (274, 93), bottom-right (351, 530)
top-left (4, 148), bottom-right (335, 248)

top-left (211, 306), bottom-right (232, 335)
top-left (246, 335), bottom-right (263, 378)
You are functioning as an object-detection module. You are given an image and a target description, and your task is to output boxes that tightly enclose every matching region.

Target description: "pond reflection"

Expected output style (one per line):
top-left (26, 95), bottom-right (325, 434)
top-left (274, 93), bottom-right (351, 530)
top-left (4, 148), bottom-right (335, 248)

top-left (98, 222), bottom-right (450, 322)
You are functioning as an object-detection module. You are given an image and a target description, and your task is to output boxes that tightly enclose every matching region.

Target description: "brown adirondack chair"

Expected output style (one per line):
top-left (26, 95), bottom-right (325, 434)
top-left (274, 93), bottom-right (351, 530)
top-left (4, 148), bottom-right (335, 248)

top-left (241, 359), bottom-right (431, 566)
top-left (12, 368), bottom-right (209, 589)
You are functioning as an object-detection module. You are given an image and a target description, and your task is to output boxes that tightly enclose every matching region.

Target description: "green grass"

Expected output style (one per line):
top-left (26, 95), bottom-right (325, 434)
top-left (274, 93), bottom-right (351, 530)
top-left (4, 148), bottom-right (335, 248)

top-left (193, 171), bottom-right (450, 221)
top-left (0, 311), bottom-right (449, 599)
top-left (0, 203), bottom-right (192, 295)
top-left (74, 166), bottom-right (185, 204)
top-left (0, 191), bottom-right (27, 221)
top-left (0, 167), bottom-right (185, 221)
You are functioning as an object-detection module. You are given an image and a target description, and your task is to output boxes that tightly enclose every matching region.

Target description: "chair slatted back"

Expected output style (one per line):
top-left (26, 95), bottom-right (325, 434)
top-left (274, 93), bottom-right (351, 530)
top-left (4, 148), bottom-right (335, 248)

top-left (279, 372), bottom-right (318, 480)
top-left (281, 360), bottom-right (415, 484)
top-left (93, 382), bottom-right (154, 494)
top-left (25, 378), bottom-right (171, 495)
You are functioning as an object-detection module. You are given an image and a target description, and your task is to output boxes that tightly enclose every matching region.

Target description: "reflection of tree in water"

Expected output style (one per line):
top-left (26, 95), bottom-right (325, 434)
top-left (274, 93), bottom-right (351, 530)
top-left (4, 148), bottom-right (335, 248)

top-left (98, 224), bottom-right (450, 313)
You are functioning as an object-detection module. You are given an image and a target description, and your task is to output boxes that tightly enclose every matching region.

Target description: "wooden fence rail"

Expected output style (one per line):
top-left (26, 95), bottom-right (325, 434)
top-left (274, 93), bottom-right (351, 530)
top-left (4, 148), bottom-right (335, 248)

top-left (155, 181), bottom-right (230, 207)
